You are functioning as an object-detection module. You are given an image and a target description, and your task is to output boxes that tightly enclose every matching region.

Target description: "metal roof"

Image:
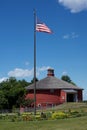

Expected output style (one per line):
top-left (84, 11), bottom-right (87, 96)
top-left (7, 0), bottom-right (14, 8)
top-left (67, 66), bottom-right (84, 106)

top-left (26, 76), bottom-right (82, 90)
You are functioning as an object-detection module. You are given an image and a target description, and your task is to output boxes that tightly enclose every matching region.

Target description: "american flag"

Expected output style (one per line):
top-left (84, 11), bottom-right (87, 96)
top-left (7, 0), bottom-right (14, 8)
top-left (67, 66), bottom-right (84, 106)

top-left (36, 18), bottom-right (52, 33)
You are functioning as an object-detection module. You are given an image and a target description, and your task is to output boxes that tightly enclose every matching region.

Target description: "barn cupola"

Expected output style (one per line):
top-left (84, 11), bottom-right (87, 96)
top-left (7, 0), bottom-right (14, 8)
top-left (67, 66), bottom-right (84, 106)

top-left (47, 68), bottom-right (54, 76)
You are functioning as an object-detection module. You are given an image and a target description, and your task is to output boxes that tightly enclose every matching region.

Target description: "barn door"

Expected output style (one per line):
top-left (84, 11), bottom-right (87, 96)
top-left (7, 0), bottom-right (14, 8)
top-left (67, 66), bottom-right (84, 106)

top-left (67, 93), bottom-right (75, 102)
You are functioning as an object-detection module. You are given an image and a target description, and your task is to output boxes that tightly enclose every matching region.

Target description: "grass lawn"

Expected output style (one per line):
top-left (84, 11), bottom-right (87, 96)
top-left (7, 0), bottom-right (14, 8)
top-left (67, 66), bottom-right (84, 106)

top-left (0, 102), bottom-right (87, 130)
top-left (0, 116), bottom-right (87, 130)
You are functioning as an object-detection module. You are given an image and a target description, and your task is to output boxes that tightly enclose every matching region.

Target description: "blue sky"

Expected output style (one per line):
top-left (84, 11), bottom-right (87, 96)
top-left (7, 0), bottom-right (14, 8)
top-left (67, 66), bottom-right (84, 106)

top-left (0, 0), bottom-right (87, 100)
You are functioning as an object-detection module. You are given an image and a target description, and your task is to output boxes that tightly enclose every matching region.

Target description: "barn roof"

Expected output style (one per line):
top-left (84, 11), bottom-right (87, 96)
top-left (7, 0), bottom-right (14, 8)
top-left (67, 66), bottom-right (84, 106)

top-left (26, 76), bottom-right (82, 90)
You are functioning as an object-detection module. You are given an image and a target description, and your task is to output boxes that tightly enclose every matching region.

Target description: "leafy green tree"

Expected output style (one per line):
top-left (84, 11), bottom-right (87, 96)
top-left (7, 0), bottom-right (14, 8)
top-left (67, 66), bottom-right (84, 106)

top-left (18, 79), bottom-right (30, 87)
top-left (17, 96), bottom-right (34, 107)
top-left (61, 75), bottom-right (76, 86)
top-left (0, 90), bottom-right (8, 109)
top-left (0, 77), bottom-right (30, 109)
top-left (61, 75), bottom-right (71, 83)
top-left (31, 77), bottom-right (38, 84)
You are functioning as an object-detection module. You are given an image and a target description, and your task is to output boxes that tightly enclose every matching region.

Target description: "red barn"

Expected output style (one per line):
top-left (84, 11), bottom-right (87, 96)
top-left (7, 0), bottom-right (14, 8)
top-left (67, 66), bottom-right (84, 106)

top-left (26, 69), bottom-right (83, 107)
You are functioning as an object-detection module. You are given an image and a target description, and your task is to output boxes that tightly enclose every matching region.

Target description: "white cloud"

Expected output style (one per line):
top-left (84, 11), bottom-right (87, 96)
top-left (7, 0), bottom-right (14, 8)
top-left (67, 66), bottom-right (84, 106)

top-left (63, 34), bottom-right (69, 39)
top-left (0, 66), bottom-right (50, 83)
top-left (7, 66), bottom-right (50, 78)
top-left (63, 32), bottom-right (79, 39)
top-left (62, 71), bottom-right (68, 76)
top-left (37, 66), bottom-right (50, 76)
top-left (8, 68), bottom-right (34, 78)
top-left (0, 77), bottom-right (8, 83)
top-left (38, 66), bottom-right (50, 72)
top-left (71, 32), bottom-right (79, 39)
top-left (58, 0), bottom-right (87, 13)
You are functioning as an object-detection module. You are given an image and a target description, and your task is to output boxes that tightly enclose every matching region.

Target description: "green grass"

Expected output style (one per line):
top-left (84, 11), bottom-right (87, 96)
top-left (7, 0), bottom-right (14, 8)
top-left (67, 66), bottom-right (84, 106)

top-left (48, 102), bottom-right (87, 111)
top-left (0, 102), bottom-right (87, 130)
top-left (0, 116), bottom-right (87, 130)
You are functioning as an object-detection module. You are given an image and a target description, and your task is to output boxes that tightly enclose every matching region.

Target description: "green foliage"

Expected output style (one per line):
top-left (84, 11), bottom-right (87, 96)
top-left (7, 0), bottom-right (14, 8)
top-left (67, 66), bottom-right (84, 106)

top-left (18, 97), bottom-right (34, 107)
top-left (0, 105), bottom-right (87, 122)
top-left (52, 112), bottom-right (68, 119)
top-left (21, 112), bottom-right (34, 121)
top-left (0, 77), bottom-right (31, 109)
top-left (31, 77), bottom-right (39, 84)
top-left (61, 75), bottom-right (71, 83)
top-left (0, 116), bottom-right (87, 130)
top-left (40, 112), bottom-right (47, 119)
top-left (61, 75), bottom-right (76, 86)
top-left (0, 90), bottom-right (8, 109)
top-left (35, 115), bottom-right (41, 120)
top-left (68, 110), bottom-right (82, 118)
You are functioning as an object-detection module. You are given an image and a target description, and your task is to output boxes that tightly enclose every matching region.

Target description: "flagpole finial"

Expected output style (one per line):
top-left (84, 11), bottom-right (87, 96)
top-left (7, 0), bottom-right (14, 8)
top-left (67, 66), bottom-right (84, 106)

top-left (33, 9), bottom-right (36, 14)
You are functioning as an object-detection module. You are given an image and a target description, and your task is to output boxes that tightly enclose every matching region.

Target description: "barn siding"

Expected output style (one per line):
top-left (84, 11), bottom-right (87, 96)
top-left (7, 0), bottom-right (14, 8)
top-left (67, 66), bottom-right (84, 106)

top-left (26, 89), bottom-right (83, 107)
top-left (60, 90), bottom-right (66, 103)
top-left (26, 89), bottom-right (63, 106)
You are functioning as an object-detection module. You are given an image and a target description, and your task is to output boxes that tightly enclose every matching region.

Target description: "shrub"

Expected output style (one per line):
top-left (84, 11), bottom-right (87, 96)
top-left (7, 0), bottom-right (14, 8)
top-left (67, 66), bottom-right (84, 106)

top-left (35, 115), bottom-right (41, 120)
top-left (52, 112), bottom-right (67, 119)
top-left (68, 110), bottom-right (83, 118)
top-left (46, 112), bottom-right (52, 120)
top-left (0, 114), bottom-right (2, 120)
top-left (40, 112), bottom-right (46, 119)
top-left (22, 114), bottom-right (34, 121)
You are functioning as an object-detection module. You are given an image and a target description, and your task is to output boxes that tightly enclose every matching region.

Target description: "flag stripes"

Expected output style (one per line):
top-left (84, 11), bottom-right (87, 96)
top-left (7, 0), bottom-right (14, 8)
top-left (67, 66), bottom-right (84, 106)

top-left (36, 19), bottom-right (52, 33)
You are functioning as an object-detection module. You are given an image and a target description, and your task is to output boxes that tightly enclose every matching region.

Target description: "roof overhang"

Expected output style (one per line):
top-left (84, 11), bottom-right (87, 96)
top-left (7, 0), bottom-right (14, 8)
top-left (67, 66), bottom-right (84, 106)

top-left (62, 89), bottom-right (77, 93)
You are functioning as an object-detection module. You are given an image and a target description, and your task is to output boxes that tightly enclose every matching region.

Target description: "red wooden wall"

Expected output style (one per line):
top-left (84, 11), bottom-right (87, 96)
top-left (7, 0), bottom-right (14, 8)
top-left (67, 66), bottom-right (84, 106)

top-left (26, 89), bottom-right (83, 107)
top-left (26, 89), bottom-right (66, 106)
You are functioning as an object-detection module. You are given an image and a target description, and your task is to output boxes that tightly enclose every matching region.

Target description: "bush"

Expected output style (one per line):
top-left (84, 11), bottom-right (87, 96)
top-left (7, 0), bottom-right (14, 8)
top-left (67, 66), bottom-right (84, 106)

top-left (52, 112), bottom-right (67, 119)
top-left (22, 114), bottom-right (34, 121)
top-left (40, 112), bottom-right (46, 119)
top-left (35, 115), bottom-right (41, 120)
top-left (46, 112), bottom-right (52, 120)
top-left (0, 114), bottom-right (2, 120)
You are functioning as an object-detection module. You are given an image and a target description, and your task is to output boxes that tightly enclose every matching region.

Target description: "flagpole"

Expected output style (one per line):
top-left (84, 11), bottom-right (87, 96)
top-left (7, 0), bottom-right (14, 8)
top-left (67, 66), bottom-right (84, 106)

top-left (34, 9), bottom-right (36, 115)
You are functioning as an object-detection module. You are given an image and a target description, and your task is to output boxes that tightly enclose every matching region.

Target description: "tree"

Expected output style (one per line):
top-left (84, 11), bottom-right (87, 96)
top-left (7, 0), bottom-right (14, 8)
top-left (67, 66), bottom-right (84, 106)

top-left (17, 96), bottom-right (34, 107)
top-left (18, 79), bottom-right (30, 87)
top-left (61, 75), bottom-right (71, 83)
top-left (31, 77), bottom-right (39, 84)
top-left (0, 77), bottom-right (30, 109)
top-left (61, 75), bottom-right (76, 86)
top-left (0, 90), bottom-right (8, 109)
